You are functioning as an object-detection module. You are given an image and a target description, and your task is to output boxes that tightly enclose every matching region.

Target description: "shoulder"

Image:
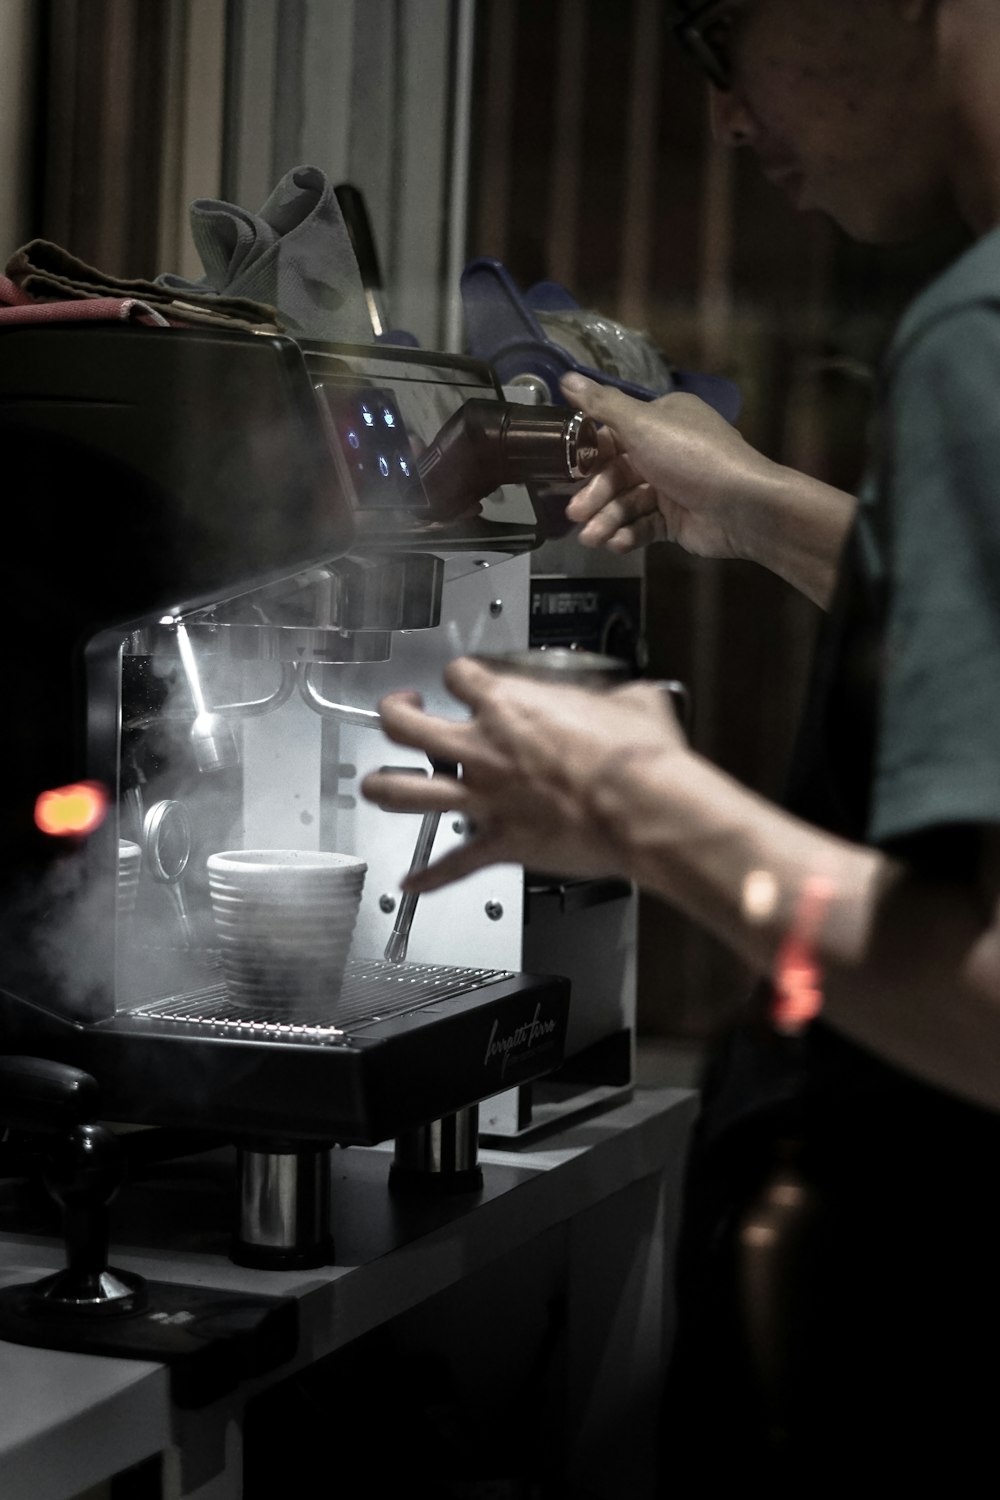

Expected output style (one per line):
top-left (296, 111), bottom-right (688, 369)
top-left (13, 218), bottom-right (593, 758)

top-left (886, 225), bottom-right (1000, 380)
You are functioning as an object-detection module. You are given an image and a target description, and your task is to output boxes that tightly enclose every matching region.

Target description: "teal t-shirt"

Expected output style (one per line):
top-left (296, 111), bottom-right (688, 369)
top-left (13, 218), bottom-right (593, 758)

top-left (700, 225), bottom-right (1000, 1148)
top-left (785, 223), bottom-right (1000, 865)
top-left (669, 229), bottom-right (1000, 1489)
top-left (866, 223), bottom-right (1000, 848)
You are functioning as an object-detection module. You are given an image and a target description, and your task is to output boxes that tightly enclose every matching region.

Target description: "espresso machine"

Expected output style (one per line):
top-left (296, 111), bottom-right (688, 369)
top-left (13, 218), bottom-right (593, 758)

top-left (0, 318), bottom-right (614, 1358)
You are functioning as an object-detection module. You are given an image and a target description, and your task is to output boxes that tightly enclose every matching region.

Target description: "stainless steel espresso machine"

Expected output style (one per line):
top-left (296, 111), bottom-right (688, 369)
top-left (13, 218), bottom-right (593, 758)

top-left (0, 319), bottom-right (610, 1360)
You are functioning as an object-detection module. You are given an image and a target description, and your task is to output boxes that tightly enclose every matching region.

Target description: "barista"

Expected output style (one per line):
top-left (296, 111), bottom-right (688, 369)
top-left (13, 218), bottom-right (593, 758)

top-left (363, 1), bottom-right (1000, 1486)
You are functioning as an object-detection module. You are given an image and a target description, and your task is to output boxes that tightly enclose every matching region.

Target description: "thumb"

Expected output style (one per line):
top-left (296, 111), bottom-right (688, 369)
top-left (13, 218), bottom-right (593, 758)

top-left (559, 371), bottom-right (643, 433)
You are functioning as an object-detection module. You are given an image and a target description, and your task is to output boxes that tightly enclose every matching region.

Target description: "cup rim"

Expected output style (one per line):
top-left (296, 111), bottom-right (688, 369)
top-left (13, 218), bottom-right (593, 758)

top-left (208, 876), bottom-right (366, 892)
top-left (208, 848), bottom-right (367, 867)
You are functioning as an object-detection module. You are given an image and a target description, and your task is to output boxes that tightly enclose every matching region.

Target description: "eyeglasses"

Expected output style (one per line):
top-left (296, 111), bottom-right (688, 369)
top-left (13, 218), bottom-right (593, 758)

top-left (673, 0), bottom-right (745, 92)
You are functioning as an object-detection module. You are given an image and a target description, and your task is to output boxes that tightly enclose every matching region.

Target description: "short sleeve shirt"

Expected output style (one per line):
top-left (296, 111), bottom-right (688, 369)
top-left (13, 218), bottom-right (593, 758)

top-left (786, 223), bottom-right (1000, 861)
top-left (868, 226), bottom-right (1000, 848)
top-left (700, 225), bottom-right (1000, 1157)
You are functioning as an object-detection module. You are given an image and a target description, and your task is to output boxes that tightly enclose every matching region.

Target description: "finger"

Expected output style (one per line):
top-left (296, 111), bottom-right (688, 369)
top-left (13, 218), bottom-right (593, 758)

top-left (590, 508), bottom-right (668, 554)
top-left (383, 689), bottom-right (423, 708)
top-left (361, 769), bottom-right (466, 815)
top-left (564, 454), bottom-right (643, 524)
top-left (401, 830), bottom-right (506, 894)
top-left (559, 372), bottom-right (646, 433)
top-left (575, 483), bottom-right (658, 546)
top-left (377, 692), bottom-right (471, 764)
top-left (594, 423), bottom-right (620, 466)
top-left (441, 655), bottom-right (510, 709)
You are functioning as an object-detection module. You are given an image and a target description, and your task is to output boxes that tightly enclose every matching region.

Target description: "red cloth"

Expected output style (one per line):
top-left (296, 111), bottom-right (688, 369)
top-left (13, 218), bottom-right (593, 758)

top-left (0, 277), bottom-right (170, 327)
top-left (0, 275), bottom-right (32, 306)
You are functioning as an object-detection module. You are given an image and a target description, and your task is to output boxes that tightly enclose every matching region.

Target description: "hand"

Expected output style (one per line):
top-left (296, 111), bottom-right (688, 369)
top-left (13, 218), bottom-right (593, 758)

top-left (361, 658), bottom-right (686, 893)
top-left (560, 371), bottom-right (782, 561)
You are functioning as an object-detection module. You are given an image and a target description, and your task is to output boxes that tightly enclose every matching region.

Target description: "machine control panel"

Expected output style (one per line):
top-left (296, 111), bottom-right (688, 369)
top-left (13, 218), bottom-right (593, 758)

top-left (321, 383), bottom-right (429, 513)
top-left (302, 341), bottom-right (547, 552)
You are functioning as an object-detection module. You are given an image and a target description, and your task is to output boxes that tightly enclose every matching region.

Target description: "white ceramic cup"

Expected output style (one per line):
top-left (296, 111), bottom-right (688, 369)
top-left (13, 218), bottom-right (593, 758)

top-left (118, 839), bottom-right (142, 921)
top-left (206, 849), bottom-right (367, 1013)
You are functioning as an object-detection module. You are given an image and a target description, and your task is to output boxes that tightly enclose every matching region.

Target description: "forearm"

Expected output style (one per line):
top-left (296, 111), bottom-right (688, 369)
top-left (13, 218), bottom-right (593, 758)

top-left (734, 464), bottom-right (857, 609)
top-left (594, 747), bottom-right (1000, 1110)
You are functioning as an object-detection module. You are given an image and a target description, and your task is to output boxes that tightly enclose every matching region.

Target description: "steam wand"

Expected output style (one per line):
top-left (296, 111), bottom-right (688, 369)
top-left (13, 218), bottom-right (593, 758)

top-left (383, 759), bottom-right (457, 963)
top-left (294, 670), bottom-right (456, 963)
top-left (142, 798), bottom-right (196, 949)
top-left (296, 664), bottom-right (382, 727)
top-left (125, 637), bottom-right (297, 774)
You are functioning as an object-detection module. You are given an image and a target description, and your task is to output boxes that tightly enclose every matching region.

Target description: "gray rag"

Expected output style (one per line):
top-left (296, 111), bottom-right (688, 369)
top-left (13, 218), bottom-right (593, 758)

top-left (155, 164), bottom-right (372, 344)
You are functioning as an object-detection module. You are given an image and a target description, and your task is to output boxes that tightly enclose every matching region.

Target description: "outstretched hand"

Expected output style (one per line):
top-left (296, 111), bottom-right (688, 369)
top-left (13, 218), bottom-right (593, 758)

top-left (361, 658), bottom-right (686, 894)
top-left (560, 371), bottom-right (780, 561)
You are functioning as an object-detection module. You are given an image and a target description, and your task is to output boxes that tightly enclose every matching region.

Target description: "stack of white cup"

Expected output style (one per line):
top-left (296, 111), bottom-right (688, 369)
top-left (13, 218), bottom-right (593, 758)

top-left (118, 839), bottom-right (142, 922)
top-left (206, 849), bottom-right (368, 1014)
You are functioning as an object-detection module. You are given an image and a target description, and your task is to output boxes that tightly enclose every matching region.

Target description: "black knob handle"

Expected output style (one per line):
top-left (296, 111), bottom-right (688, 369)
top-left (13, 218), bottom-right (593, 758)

top-left (417, 400), bottom-right (600, 521)
top-left (0, 1056), bottom-right (100, 1134)
top-left (0, 1057), bottom-right (145, 1308)
top-left (44, 1122), bottom-right (128, 1284)
top-left (496, 406), bottom-right (600, 484)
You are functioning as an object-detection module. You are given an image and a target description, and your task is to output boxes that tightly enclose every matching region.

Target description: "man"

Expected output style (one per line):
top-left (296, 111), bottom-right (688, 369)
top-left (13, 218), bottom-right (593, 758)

top-left (363, 1), bottom-right (1000, 1485)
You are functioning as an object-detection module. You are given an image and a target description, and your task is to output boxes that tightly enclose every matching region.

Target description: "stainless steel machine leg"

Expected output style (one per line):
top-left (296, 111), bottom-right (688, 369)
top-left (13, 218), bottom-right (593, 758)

top-left (233, 1144), bottom-right (335, 1269)
top-left (389, 1105), bottom-right (483, 1194)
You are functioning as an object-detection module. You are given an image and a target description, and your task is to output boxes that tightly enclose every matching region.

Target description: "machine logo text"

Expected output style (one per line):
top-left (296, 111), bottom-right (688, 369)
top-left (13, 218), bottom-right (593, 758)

top-left (484, 1005), bottom-right (557, 1078)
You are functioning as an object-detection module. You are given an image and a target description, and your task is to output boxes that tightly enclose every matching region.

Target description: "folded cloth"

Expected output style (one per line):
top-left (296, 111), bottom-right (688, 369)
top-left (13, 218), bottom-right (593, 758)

top-left (153, 164), bottom-right (371, 344)
top-left (0, 274), bottom-right (33, 306)
top-left (0, 273), bottom-right (170, 326)
top-left (5, 241), bottom-right (284, 333)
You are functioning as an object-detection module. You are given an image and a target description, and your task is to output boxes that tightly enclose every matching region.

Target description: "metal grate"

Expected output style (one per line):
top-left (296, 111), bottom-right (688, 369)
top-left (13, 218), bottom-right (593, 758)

top-left (126, 956), bottom-right (514, 1038)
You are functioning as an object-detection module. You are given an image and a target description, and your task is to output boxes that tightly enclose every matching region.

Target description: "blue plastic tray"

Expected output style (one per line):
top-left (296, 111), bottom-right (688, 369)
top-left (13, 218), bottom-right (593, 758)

top-left (460, 256), bottom-right (741, 424)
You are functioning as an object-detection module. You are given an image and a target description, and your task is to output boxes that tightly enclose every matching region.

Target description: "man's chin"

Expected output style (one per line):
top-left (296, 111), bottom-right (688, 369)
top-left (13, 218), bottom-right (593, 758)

top-left (830, 191), bottom-right (965, 248)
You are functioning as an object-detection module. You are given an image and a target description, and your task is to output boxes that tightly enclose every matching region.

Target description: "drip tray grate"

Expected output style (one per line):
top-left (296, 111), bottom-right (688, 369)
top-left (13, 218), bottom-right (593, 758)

top-left (126, 957), bottom-right (515, 1038)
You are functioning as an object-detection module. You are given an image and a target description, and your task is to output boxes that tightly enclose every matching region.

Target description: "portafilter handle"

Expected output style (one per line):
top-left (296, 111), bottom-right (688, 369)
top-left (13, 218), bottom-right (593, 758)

top-left (417, 400), bottom-right (600, 522)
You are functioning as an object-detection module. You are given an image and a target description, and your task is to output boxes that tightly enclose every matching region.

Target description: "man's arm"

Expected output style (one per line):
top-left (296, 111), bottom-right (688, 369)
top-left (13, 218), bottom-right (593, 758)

top-left (366, 668), bottom-right (1000, 1114)
top-left (733, 462), bottom-right (857, 611)
top-left (597, 743), bottom-right (1000, 1112)
top-left (560, 373), bottom-right (857, 610)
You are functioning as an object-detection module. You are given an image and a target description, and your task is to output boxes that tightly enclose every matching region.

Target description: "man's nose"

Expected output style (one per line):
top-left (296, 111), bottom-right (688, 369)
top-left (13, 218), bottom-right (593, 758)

top-left (709, 85), bottom-right (755, 146)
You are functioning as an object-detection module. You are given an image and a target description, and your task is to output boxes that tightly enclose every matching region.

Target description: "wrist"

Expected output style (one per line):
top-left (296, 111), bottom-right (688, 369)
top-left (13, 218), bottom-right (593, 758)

top-left (728, 457), bottom-right (802, 569)
top-left (734, 462), bottom-right (856, 607)
top-left (585, 740), bottom-right (697, 889)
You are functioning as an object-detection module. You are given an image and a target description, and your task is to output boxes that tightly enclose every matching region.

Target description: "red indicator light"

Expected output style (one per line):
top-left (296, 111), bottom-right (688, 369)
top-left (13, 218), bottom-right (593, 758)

top-left (34, 781), bottom-right (110, 837)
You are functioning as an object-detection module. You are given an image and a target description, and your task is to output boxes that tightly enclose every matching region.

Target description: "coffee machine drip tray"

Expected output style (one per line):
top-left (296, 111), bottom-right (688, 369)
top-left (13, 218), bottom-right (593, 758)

top-left (0, 961), bottom-right (569, 1147)
top-left (132, 957), bottom-right (517, 1037)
